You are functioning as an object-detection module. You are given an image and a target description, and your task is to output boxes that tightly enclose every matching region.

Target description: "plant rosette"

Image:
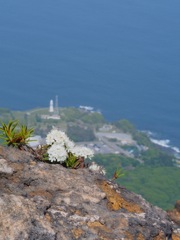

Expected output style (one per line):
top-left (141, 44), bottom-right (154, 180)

top-left (0, 120), bottom-right (34, 149)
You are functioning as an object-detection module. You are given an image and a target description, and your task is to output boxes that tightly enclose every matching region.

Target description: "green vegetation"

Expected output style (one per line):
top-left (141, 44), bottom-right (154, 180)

top-left (0, 108), bottom-right (11, 114)
top-left (67, 125), bottom-right (96, 142)
top-left (61, 108), bottom-right (85, 122)
top-left (61, 108), bottom-right (105, 125)
top-left (81, 112), bottom-right (105, 124)
top-left (119, 167), bottom-right (180, 210)
top-left (0, 120), bottom-right (34, 149)
top-left (142, 148), bottom-right (173, 167)
top-left (64, 153), bottom-right (78, 168)
top-left (112, 166), bottom-right (125, 180)
top-left (114, 119), bottom-right (136, 133)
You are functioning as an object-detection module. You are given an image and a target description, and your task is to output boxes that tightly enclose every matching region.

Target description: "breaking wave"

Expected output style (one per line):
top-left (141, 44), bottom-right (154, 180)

top-left (142, 130), bottom-right (180, 154)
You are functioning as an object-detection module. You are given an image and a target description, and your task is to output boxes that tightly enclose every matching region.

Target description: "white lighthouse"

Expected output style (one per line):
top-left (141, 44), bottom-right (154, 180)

top-left (49, 99), bottom-right (54, 113)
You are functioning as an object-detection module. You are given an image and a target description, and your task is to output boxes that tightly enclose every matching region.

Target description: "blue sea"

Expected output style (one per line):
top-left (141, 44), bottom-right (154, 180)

top-left (1, 0), bottom-right (180, 149)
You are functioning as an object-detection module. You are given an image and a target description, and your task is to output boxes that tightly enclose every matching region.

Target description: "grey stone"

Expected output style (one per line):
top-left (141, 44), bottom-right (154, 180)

top-left (0, 158), bottom-right (13, 174)
top-left (0, 146), bottom-right (179, 240)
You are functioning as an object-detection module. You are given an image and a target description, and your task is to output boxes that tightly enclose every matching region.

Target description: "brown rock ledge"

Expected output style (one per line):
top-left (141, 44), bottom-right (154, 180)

top-left (0, 146), bottom-right (179, 240)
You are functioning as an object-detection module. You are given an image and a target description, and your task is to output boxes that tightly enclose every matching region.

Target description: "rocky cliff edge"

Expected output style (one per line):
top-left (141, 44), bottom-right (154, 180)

top-left (0, 146), bottom-right (180, 240)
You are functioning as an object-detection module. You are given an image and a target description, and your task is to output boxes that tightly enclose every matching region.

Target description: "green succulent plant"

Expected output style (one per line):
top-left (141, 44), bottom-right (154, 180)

top-left (64, 153), bottom-right (77, 168)
top-left (0, 120), bottom-right (34, 149)
top-left (112, 166), bottom-right (125, 181)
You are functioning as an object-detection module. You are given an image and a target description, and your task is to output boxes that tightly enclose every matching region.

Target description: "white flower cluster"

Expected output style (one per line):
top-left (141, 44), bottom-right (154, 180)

top-left (46, 129), bottom-right (94, 163)
top-left (46, 129), bottom-right (74, 149)
top-left (88, 161), bottom-right (106, 175)
top-left (70, 146), bottom-right (94, 159)
top-left (47, 144), bottom-right (67, 163)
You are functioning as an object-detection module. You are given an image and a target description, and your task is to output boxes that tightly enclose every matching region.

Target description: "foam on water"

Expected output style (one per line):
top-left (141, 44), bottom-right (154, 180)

top-left (150, 137), bottom-right (180, 154)
top-left (150, 138), bottom-right (170, 148)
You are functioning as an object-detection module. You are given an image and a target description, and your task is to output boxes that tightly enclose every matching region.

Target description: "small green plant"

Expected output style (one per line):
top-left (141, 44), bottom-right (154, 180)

top-left (0, 120), bottom-right (34, 149)
top-left (64, 154), bottom-right (85, 169)
top-left (112, 166), bottom-right (125, 181)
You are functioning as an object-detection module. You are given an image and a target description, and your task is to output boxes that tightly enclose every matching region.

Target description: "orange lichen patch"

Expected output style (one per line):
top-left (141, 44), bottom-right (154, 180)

top-left (153, 231), bottom-right (166, 240)
top-left (168, 210), bottom-right (180, 225)
top-left (74, 210), bottom-right (83, 216)
top-left (87, 221), bottom-right (110, 233)
top-left (28, 189), bottom-right (52, 200)
top-left (172, 233), bottom-right (180, 240)
top-left (45, 213), bottom-right (52, 222)
top-left (30, 161), bottom-right (36, 166)
top-left (125, 231), bottom-right (133, 240)
top-left (72, 228), bottom-right (84, 239)
top-left (11, 163), bottom-right (24, 171)
top-left (98, 234), bottom-right (112, 240)
top-left (125, 232), bottom-right (145, 240)
top-left (98, 180), bottom-right (143, 213)
top-left (137, 233), bottom-right (145, 240)
top-left (87, 222), bottom-right (114, 240)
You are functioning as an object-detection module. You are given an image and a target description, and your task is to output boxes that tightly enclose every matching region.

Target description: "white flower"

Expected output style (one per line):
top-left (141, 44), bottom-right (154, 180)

top-left (46, 129), bottom-right (69, 146)
top-left (89, 162), bottom-right (106, 175)
top-left (64, 138), bottom-right (75, 151)
top-left (47, 144), bottom-right (67, 163)
top-left (46, 129), bottom-right (75, 150)
top-left (70, 146), bottom-right (94, 159)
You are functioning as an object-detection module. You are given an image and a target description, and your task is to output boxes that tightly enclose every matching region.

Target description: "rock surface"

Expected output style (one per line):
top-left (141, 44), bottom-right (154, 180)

top-left (168, 200), bottom-right (180, 227)
top-left (0, 146), bottom-right (180, 240)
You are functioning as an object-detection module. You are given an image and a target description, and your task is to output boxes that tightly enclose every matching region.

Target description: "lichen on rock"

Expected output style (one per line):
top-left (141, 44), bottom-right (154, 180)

top-left (0, 146), bottom-right (179, 239)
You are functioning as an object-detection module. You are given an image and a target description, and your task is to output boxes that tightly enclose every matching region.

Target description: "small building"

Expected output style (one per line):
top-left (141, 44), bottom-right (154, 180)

top-left (41, 96), bottom-right (61, 120)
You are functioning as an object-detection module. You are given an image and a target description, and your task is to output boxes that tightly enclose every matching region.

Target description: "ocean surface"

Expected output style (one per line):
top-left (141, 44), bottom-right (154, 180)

top-left (1, 0), bottom-right (180, 149)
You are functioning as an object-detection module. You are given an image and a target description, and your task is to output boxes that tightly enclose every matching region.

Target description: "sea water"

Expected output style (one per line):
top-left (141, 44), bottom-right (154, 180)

top-left (0, 0), bottom-right (180, 149)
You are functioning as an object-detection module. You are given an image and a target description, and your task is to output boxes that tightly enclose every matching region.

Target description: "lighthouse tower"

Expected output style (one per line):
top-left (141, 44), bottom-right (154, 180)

top-left (49, 100), bottom-right (54, 113)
